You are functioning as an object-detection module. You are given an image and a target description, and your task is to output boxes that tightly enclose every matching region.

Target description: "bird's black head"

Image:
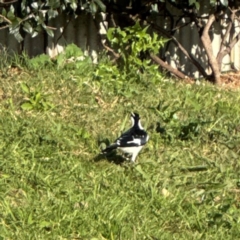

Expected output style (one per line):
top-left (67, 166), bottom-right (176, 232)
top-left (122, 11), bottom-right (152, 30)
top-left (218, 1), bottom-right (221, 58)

top-left (130, 112), bottom-right (143, 129)
top-left (131, 112), bottom-right (140, 120)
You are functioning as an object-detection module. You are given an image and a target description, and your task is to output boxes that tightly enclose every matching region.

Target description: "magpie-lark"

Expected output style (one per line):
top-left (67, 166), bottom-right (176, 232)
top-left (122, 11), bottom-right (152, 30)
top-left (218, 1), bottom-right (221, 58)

top-left (102, 112), bottom-right (149, 162)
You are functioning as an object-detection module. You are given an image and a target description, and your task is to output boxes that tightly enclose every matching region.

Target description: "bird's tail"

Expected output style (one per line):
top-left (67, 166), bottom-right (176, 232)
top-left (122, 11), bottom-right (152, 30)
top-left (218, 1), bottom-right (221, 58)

top-left (102, 144), bottom-right (118, 154)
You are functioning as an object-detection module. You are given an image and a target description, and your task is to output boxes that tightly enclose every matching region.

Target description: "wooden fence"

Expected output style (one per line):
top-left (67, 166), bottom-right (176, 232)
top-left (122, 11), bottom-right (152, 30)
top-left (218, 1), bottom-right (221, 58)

top-left (0, 3), bottom-right (239, 78)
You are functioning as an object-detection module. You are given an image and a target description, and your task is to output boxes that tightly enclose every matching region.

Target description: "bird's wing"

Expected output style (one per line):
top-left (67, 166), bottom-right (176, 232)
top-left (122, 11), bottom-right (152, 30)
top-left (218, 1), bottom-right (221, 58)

top-left (102, 128), bottom-right (149, 153)
top-left (115, 131), bottom-right (145, 147)
top-left (116, 135), bottom-right (135, 147)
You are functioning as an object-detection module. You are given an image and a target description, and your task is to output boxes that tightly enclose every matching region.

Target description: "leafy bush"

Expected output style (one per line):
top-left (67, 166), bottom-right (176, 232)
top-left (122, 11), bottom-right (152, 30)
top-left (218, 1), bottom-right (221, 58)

top-left (0, 0), bottom-right (107, 41)
top-left (55, 44), bottom-right (92, 71)
top-left (93, 22), bottom-right (167, 95)
top-left (107, 22), bottom-right (166, 77)
top-left (28, 54), bottom-right (52, 70)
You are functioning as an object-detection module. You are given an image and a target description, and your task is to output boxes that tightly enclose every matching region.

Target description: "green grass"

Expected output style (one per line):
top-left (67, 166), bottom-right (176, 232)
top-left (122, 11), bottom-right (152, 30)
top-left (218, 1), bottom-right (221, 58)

top-left (0, 53), bottom-right (240, 239)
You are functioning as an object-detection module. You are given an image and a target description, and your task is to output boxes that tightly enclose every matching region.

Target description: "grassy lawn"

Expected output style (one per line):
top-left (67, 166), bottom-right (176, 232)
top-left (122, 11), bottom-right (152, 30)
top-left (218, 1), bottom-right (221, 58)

top-left (0, 52), bottom-right (240, 239)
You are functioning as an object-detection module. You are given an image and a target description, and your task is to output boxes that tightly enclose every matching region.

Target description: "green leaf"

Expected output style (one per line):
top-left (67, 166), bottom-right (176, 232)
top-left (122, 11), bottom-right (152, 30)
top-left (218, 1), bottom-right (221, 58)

top-left (35, 92), bottom-right (42, 103)
top-left (142, 25), bottom-right (149, 34)
top-left (94, 0), bottom-right (106, 12)
top-left (107, 28), bottom-right (116, 41)
top-left (39, 221), bottom-right (51, 229)
top-left (89, 2), bottom-right (97, 14)
top-left (31, 31), bottom-right (39, 38)
top-left (2, 8), bottom-right (7, 17)
top-left (27, 212), bottom-right (33, 225)
top-left (23, 22), bottom-right (33, 34)
top-left (46, 0), bottom-right (60, 8)
top-left (45, 27), bottom-right (54, 38)
top-left (7, 7), bottom-right (15, 20)
top-left (47, 9), bottom-right (58, 19)
top-left (14, 32), bottom-right (23, 42)
top-left (82, 129), bottom-right (90, 139)
top-left (119, 30), bottom-right (127, 38)
top-left (20, 83), bottom-right (30, 94)
top-left (210, 0), bottom-right (217, 6)
top-left (189, 0), bottom-right (196, 6)
top-left (194, 2), bottom-right (200, 9)
top-left (31, 2), bottom-right (39, 9)
top-left (220, 0), bottom-right (228, 7)
top-left (70, 1), bottom-right (78, 11)
top-left (21, 102), bottom-right (33, 110)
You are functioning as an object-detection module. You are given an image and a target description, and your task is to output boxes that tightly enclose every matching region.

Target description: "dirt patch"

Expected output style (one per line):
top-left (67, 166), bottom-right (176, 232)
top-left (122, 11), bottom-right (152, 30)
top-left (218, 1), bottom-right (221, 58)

top-left (220, 71), bottom-right (240, 90)
top-left (184, 71), bottom-right (240, 90)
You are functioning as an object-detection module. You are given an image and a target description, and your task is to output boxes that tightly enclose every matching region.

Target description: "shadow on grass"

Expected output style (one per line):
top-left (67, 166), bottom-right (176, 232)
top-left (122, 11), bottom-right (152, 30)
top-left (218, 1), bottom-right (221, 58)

top-left (96, 138), bottom-right (127, 165)
top-left (93, 151), bottom-right (126, 165)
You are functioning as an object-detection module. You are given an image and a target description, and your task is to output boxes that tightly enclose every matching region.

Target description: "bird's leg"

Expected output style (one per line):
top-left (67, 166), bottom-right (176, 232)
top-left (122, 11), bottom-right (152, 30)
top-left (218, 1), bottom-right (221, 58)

top-left (130, 153), bottom-right (137, 163)
top-left (124, 153), bottom-right (131, 161)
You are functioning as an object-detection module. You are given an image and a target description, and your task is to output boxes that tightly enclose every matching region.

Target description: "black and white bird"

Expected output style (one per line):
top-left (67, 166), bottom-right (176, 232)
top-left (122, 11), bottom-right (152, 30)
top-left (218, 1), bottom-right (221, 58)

top-left (102, 112), bottom-right (149, 162)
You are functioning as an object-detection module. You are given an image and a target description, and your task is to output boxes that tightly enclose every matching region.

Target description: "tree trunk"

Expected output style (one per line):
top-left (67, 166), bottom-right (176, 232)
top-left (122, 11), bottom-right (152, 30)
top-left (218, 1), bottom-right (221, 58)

top-left (201, 14), bottom-right (221, 84)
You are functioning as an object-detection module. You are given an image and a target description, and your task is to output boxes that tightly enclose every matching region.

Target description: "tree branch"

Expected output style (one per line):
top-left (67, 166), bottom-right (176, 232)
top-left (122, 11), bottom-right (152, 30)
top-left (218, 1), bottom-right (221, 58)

top-left (102, 42), bottom-right (120, 59)
top-left (148, 21), bottom-right (208, 78)
top-left (0, 14), bottom-right (12, 24)
top-left (0, 25), bottom-right (10, 30)
top-left (150, 53), bottom-right (188, 79)
top-left (217, 8), bottom-right (240, 70)
top-left (0, 0), bottom-right (18, 5)
top-left (217, 9), bottom-right (235, 68)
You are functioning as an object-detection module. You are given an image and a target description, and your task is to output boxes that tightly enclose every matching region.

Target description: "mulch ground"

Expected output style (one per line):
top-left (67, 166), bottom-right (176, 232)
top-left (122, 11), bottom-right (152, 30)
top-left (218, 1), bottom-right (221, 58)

top-left (220, 71), bottom-right (240, 90)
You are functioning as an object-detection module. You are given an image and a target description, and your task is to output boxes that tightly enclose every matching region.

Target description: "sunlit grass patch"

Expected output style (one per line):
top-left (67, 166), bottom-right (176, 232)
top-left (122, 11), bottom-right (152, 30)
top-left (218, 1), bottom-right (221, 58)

top-left (0, 50), bottom-right (240, 239)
